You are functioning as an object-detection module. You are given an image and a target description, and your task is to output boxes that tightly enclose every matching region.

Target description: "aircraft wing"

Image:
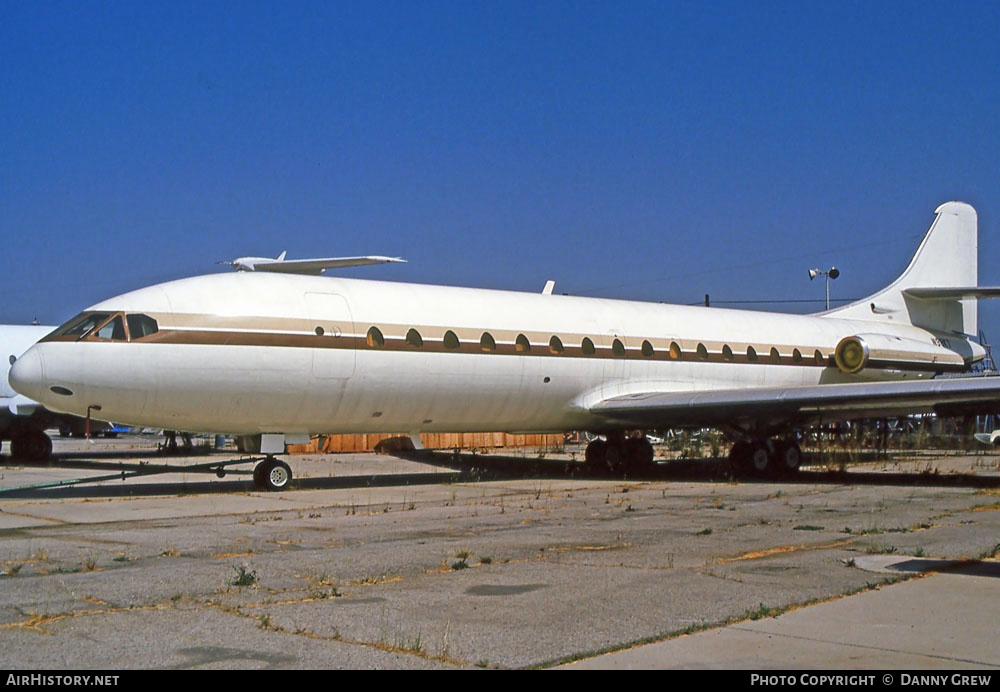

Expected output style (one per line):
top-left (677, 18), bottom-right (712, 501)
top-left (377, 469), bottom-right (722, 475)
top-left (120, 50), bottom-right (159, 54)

top-left (251, 256), bottom-right (406, 275)
top-left (590, 377), bottom-right (1000, 431)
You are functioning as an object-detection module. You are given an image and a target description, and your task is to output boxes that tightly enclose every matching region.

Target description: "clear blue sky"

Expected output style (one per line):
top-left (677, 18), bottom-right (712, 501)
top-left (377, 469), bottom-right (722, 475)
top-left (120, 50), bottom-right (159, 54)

top-left (2, 1), bottom-right (998, 337)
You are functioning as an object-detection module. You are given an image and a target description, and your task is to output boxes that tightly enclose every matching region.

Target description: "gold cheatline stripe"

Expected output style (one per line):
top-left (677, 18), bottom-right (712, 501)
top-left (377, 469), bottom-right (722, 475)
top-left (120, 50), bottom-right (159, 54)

top-left (119, 327), bottom-right (963, 372)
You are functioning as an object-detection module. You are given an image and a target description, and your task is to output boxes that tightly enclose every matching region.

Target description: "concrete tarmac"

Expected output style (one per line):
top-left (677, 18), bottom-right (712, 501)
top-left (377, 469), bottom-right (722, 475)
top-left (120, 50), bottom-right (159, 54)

top-left (564, 557), bottom-right (1000, 669)
top-left (0, 438), bottom-right (998, 670)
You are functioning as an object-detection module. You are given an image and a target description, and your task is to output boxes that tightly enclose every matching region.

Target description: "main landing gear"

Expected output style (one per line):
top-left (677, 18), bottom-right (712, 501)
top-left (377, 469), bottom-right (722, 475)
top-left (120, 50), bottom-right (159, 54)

top-left (728, 438), bottom-right (802, 476)
top-left (584, 432), bottom-right (655, 475)
top-left (252, 456), bottom-right (293, 491)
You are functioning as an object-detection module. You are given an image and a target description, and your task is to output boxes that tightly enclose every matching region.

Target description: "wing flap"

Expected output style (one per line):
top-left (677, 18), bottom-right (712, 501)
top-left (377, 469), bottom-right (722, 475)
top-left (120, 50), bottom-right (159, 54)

top-left (591, 377), bottom-right (1000, 430)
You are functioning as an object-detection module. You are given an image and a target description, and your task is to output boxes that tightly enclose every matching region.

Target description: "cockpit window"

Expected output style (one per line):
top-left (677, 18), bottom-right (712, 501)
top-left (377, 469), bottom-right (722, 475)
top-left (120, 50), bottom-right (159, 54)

top-left (49, 312), bottom-right (112, 339)
top-left (94, 315), bottom-right (127, 341)
top-left (127, 314), bottom-right (159, 340)
top-left (45, 311), bottom-right (161, 343)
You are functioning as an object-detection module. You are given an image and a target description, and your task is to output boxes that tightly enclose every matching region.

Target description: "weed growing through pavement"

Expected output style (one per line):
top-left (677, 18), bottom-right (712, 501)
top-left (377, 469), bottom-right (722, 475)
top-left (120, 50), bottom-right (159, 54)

top-left (745, 603), bottom-right (775, 620)
top-left (231, 563), bottom-right (258, 587)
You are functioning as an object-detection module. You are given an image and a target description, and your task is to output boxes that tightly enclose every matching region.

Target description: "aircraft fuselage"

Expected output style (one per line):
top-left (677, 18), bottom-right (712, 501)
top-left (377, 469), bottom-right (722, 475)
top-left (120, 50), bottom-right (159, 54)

top-left (8, 272), bottom-right (970, 436)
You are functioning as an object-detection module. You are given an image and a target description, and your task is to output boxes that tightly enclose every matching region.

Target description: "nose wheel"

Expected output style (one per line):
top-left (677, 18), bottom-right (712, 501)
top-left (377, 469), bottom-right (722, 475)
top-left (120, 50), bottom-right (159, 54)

top-left (253, 457), bottom-right (293, 491)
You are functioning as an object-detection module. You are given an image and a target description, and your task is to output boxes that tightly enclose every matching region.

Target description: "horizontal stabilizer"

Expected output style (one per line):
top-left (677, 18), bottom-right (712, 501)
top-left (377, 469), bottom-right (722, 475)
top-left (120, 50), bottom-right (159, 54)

top-left (251, 255), bottom-right (406, 275)
top-left (223, 254), bottom-right (406, 274)
top-left (903, 287), bottom-right (1000, 300)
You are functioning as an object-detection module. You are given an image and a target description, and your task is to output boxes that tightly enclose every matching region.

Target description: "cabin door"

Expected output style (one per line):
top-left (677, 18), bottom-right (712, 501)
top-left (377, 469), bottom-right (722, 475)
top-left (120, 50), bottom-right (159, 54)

top-left (304, 292), bottom-right (356, 379)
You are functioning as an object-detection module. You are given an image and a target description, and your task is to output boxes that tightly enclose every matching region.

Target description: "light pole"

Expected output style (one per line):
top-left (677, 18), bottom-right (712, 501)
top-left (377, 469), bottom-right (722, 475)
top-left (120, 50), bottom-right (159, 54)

top-left (809, 267), bottom-right (840, 310)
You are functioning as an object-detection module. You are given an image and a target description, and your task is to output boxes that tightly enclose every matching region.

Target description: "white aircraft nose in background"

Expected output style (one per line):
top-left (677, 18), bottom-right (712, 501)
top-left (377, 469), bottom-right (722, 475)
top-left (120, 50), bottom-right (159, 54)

top-left (8, 346), bottom-right (45, 404)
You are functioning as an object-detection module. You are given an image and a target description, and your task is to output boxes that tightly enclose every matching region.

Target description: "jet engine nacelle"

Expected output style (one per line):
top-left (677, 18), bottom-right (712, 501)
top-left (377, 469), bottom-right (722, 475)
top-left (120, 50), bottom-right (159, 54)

top-left (833, 333), bottom-right (967, 374)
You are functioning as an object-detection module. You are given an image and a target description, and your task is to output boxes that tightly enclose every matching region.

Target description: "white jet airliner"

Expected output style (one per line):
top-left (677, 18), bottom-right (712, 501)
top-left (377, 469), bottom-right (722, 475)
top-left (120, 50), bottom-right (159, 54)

top-left (10, 202), bottom-right (1000, 490)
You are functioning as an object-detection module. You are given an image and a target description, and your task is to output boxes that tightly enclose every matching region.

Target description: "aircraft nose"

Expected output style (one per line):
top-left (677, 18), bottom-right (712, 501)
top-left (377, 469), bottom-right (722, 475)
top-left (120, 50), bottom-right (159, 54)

top-left (8, 345), bottom-right (46, 401)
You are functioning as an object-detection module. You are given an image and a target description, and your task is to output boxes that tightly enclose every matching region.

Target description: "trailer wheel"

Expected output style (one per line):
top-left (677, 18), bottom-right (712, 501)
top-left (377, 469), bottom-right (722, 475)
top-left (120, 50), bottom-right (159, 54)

top-left (255, 458), bottom-right (292, 491)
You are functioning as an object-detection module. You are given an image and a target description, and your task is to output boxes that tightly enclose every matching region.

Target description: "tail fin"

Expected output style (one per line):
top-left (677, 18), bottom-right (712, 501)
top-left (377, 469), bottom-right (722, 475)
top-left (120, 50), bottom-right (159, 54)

top-left (826, 202), bottom-right (978, 336)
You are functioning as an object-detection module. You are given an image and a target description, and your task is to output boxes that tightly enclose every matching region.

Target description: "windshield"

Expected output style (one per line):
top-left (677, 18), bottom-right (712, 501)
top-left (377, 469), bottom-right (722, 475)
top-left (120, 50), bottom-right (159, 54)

top-left (47, 312), bottom-right (112, 340)
top-left (43, 311), bottom-right (161, 342)
top-left (94, 315), bottom-right (127, 341)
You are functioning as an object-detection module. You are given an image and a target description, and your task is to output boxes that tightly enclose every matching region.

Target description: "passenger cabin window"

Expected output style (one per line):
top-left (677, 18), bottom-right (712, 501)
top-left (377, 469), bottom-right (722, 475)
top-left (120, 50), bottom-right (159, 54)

top-left (770, 347), bottom-right (781, 364)
top-left (94, 315), bottom-right (127, 341)
top-left (669, 342), bottom-right (681, 359)
top-left (697, 343), bottom-right (709, 360)
top-left (581, 337), bottom-right (596, 355)
top-left (443, 330), bottom-right (460, 350)
top-left (126, 314), bottom-right (159, 340)
top-left (747, 346), bottom-right (758, 362)
top-left (792, 348), bottom-right (802, 363)
top-left (480, 332), bottom-right (496, 352)
top-left (549, 336), bottom-right (564, 354)
top-left (814, 349), bottom-right (824, 365)
top-left (406, 329), bottom-right (423, 348)
top-left (367, 326), bottom-right (385, 348)
top-left (641, 340), bottom-right (654, 358)
top-left (612, 339), bottom-right (625, 358)
top-left (722, 345), bottom-right (734, 361)
top-left (516, 334), bottom-right (531, 353)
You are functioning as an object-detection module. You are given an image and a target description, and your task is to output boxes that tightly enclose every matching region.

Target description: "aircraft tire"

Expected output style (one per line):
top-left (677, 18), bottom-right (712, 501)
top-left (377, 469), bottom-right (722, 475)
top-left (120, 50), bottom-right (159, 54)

top-left (259, 459), bottom-right (292, 492)
top-left (728, 442), bottom-right (751, 472)
top-left (11, 431), bottom-right (52, 462)
top-left (604, 443), bottom-right (624, 475)
top-left (775, 440), bottom-right (802, 475)
top-left (625, 437), bottom-right (655, 471)
top-left (584, 440), bottom-right (608, 471)
top-left (749, 441), bottom-right (770, 475)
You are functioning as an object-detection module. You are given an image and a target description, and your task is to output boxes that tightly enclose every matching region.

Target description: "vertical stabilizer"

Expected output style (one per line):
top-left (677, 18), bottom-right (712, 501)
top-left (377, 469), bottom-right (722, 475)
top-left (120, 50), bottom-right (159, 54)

top-left (825, 202), bottom-right (978, 335)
